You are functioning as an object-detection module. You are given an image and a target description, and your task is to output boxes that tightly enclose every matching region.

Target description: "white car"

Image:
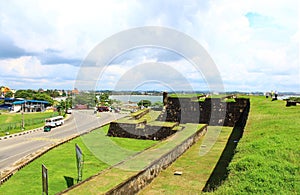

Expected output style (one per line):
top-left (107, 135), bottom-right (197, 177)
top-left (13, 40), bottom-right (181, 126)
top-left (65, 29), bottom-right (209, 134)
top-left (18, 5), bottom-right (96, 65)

top-left (67, 109), bottom-right (72, 114)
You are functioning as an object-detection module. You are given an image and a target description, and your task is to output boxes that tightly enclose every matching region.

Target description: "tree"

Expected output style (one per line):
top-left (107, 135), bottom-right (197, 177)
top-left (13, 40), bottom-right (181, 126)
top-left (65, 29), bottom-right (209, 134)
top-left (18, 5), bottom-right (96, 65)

top-left (98, 92), bottom-right (112, 106)
top-left (62, 90), bottom-right (67, 97)
top-left (137, 100), bottom-right (152, 108)
top-left (4, 91), bottom-right (13, 98)
top-left (33, 93), bottom-right (54, 105)
top-left (45, 89), bottom-right (60, 98)
top-left (15, 90), bottom-right (33, 99)
top-left (56, 100), bottom-right (65, 115)
top-left (73, 93), bottom-right (95, 107)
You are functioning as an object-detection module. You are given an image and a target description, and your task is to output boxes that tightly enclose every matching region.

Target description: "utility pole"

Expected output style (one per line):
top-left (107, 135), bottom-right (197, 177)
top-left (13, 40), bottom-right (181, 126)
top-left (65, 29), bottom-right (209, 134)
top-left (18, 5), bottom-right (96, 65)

top-left (21, 109), bottom-right (25, 130)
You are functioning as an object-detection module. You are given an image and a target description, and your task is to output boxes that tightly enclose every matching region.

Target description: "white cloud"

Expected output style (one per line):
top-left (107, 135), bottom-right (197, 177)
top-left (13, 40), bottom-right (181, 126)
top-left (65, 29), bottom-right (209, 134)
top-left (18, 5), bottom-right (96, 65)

top-left (0, 56), bottom-right (78, 89)
top-left (0, 0), bottom-right (298, 92)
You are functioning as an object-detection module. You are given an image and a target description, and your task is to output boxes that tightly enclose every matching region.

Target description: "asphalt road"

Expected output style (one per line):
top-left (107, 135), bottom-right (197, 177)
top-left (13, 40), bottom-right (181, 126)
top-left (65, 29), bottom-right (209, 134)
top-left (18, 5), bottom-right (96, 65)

top-left (0, 110), bottom-right (125, 174)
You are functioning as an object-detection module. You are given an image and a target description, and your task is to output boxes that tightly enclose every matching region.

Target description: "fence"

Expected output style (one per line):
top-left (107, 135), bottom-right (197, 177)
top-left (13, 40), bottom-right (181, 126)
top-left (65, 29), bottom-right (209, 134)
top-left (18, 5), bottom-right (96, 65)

top-left (0, 113), bottom-right (58, 135)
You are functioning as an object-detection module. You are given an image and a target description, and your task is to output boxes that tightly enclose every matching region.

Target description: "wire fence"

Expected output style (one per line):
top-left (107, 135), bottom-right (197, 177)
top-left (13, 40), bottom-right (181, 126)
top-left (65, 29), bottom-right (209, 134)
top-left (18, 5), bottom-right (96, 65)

top-left (0, 113), bottom-right (59, 135)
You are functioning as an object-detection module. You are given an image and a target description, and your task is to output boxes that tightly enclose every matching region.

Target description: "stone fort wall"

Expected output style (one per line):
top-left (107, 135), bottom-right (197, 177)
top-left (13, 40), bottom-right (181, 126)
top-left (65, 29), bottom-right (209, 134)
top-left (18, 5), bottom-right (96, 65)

top-left (159, 97), bottom-right (249, 127)
top-left (107, 122), bottom-right (177, 140)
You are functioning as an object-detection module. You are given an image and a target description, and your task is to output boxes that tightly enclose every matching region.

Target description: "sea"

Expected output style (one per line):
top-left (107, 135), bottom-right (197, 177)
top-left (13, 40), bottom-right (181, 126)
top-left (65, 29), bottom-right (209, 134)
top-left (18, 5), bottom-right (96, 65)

top-left (277, 95), bottom-right (300, 100)
top-left (109, 95), bottom-right (162, 103)
top-left (109, 94), bottom-right (299, 103)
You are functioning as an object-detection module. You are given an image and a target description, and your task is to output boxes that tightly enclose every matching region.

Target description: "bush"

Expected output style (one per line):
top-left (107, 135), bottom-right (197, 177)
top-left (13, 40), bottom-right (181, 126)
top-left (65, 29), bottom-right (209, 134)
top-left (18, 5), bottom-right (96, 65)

top-left (137, 100), bottom-right (152, 107)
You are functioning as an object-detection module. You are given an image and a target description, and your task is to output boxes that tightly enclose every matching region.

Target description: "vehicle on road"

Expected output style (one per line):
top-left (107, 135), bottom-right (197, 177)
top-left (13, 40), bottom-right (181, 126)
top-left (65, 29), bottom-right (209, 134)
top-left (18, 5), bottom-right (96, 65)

top-left (97, 106), bottom-right (110, 112)
top-left (66, 108), bottom-right (72, 114)
top-left (45, 116), bottom-right (64, 128)
top-left (43, 126), bottom-right (51, 132)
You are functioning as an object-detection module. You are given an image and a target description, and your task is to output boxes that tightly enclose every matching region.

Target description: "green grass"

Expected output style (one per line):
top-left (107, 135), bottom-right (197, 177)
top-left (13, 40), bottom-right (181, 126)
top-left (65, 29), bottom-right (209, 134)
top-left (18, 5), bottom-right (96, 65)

top-left (0, 125), bottom-right (157, 195)
top-left (116, 124), bottom-right (207, 170)
top-left (147, 121), bottom-right (177, 128)
top-left (140, 96), bottom-right (300, 194)
top-left (213, 96), bottom-right (300, 194)
top-left (289, 96), bottom-right (300, 102)
top-left (140, 126), bottom-right (233, 194)
top-left (3, 96), bottom-right (298, 194)
top-left (130, 108), bottom-right (149, 118)
top-left (65, 124), bottom-right (207, 194)
top-left (116, 110), bottom-right (161, 124)
top-left (0, 112), bottom-right (59, 136)
top-left (168, 93), bottom-right (204, 98)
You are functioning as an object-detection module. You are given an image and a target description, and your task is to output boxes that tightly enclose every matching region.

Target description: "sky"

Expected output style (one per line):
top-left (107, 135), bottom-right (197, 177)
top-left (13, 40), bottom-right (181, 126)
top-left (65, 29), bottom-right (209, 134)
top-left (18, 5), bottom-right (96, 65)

top-left (0, 0), bottom-right (299, 92)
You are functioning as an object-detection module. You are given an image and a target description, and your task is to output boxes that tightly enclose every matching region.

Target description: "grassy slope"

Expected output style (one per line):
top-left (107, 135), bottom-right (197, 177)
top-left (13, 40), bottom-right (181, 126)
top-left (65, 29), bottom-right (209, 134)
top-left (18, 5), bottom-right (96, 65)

top-left (0, 112), bottom-right (57, 124)
top-left (65, 124), bottom-right (206, 194)
top-left (214, 96), bottom-right (300, 194)
top-left (139, 126), bottom-right (233, 194)
top-left (0, 112), bottom-right (58, 136)
top-left (0, 125), bottom-right (156, 195)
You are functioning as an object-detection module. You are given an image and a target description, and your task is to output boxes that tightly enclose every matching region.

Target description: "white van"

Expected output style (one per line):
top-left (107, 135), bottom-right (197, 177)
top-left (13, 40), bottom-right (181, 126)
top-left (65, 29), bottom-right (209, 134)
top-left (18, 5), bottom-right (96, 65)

top-left (45, 116), bottom-right (64, 127)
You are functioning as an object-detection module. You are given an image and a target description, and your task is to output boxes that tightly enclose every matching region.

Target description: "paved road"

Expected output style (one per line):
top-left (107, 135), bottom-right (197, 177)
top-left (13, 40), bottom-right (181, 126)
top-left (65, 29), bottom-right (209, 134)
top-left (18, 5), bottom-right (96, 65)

top-left (0, 110), bottom-right (125, 174)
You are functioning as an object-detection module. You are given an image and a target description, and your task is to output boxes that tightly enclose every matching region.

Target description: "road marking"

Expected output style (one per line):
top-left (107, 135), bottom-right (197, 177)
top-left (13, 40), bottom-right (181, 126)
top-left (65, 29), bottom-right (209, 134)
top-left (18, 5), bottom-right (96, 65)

top-left (0, 145), bottom-right (45, 164)
top-left (27, 137), bottom-right (60, 142)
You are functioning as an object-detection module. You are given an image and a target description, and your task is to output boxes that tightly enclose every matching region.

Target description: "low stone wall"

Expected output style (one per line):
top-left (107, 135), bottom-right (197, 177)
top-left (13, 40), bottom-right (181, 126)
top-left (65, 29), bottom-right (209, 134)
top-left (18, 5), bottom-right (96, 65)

top-left (107, 122), bottom-right (177, 140)
top-left (143, 123), bottom-right (177, 140)
top-left (106, 125), bottom-right (207, 195)
top-left (107, 122), bottom-right (138, 138)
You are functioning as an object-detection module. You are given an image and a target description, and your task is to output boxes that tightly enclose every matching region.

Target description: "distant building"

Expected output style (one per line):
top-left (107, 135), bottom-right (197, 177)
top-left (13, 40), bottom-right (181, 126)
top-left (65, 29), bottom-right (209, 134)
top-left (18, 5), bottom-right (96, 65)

top-left (53, 97), bottom-right (67, 102)
top-left (72, 88), bottom-right (79, 95)
top-left (0, 86), bottom-right (11, 97)
top-left (75, 104), bottom-right (89, 109)
top-left (0, 98), bottom-right (49, 112)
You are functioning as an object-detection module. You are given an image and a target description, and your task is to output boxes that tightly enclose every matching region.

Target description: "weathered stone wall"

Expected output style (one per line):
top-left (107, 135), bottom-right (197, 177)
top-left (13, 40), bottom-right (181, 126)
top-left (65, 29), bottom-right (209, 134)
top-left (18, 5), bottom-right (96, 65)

top-left (144, 124), bottom-right (177, 140)
top-left (161, 97), bottom-right (249, 127)
top-left (105, 100), bottom-right (251, 194)
top-left (107, 122), bottom-right (139, 138)
top-left (107, 122), bottom-right (177, 140)
top-left (105, 125), bottom-right (207, 195)
top-left (108, 97), bottom-right (249, 140)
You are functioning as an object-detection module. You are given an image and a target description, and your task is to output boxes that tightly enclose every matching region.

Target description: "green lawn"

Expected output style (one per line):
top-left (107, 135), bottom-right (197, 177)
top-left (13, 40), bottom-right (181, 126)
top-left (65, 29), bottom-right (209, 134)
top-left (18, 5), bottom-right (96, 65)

top-left (0, 112), bottom-right (58, 136)
top-left (130, 108), bottom-right (149, 118)
top-left (115, 110), bottom-right (161, 124)
top-left (168, 93), bottom-right (204, 98)
top-left (214, 96), bottom-right (300, 194)
top-left (2, 96), bottom-right (298, 194)
top-left (140, 96), bottom-right (300, 194)
top-left (64, 124), bottom-right (207, 194)
top-left (0, 125), bottom-right (157, 195)
top-left (140, 126), bottom-right (233, 194)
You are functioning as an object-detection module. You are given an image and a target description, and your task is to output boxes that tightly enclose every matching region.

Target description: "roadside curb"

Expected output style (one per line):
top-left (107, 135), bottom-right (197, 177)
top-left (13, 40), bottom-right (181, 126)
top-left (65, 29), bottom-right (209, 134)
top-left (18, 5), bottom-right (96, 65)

top-left (0, 116), bottom-right (119, 185)
top-left (0, 114), bottom-right (73, 141)
top-left (0, 128), bottom-right (43, 141)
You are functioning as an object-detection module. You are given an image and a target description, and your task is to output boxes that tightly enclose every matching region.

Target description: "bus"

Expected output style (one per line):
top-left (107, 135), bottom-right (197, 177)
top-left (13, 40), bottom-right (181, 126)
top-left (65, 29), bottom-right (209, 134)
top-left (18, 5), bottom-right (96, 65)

top-left (45, 116), bottom-right (64, 128)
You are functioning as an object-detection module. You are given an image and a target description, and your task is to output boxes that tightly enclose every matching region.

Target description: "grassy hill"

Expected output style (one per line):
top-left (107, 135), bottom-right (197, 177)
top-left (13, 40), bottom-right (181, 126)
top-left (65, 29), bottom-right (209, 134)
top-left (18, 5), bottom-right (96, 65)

top-left (140, 96), bottom-right (299, 194)
top-left (214, 96), bottom-right (299, 194)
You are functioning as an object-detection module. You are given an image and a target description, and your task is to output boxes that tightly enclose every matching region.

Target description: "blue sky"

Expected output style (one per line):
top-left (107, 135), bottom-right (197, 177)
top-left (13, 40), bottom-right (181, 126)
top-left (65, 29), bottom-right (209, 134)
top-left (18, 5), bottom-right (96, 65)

top-left (0, 0), bottom-right (299, 92)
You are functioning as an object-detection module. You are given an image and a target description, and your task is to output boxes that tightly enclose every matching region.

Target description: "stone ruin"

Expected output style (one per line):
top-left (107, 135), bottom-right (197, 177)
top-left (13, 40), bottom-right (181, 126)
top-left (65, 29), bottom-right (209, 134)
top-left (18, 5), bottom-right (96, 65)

top-left (107, 93), bottom-right (250, 140)
top-left (158, 93), bottom-right (249, 126)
